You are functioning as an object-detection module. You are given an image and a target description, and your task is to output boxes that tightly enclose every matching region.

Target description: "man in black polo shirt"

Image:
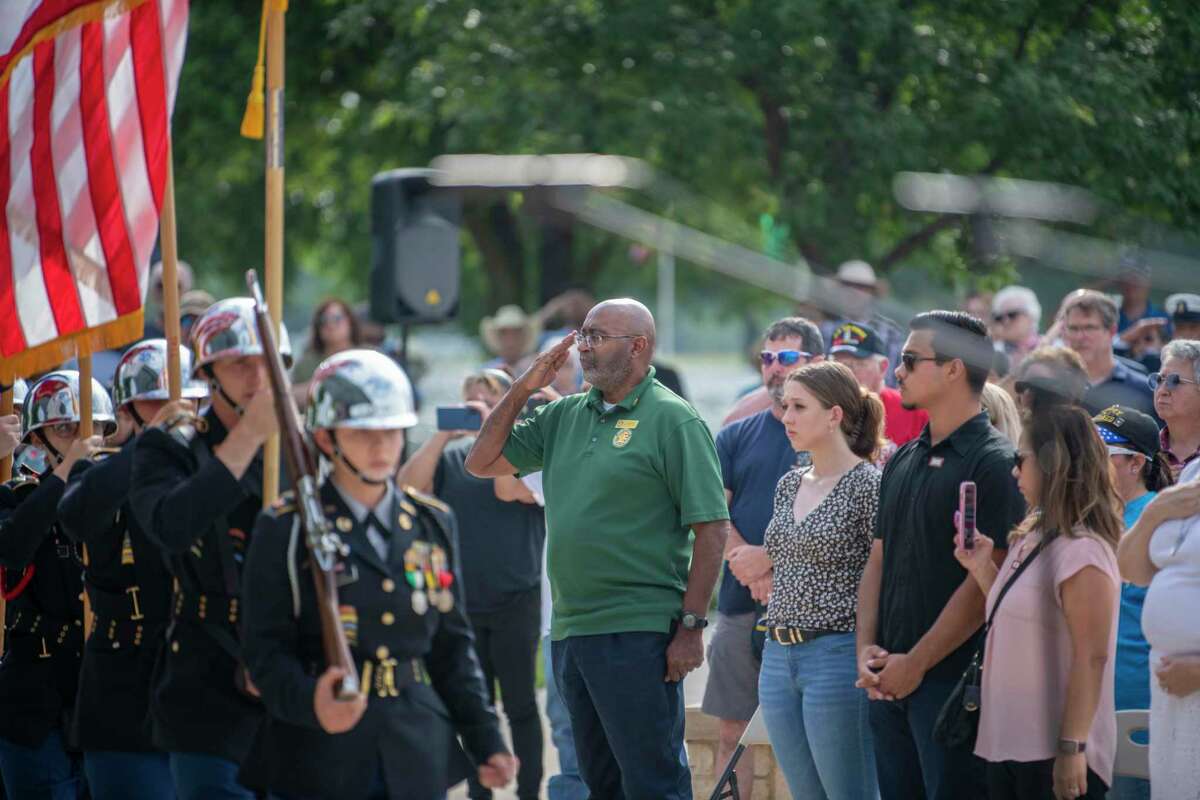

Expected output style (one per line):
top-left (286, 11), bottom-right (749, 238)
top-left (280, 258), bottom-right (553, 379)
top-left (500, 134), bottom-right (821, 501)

top-left (856, 311), bottom-right (1026, 800)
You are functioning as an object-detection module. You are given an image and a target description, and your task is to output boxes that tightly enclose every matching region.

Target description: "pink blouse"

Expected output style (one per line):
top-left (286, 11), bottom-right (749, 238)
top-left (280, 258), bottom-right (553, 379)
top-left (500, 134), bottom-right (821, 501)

top-left (974, 529), bottom-right (1120, 785)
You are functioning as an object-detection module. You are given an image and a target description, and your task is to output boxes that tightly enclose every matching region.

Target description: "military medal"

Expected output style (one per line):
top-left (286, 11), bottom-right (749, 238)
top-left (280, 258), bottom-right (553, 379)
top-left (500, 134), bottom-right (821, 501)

top-left (411, 590), bottom-right (428, 615)
top-left (403, 545), bottom-right (428, 615)
top-left (430, 546), bottom-right (455, 613)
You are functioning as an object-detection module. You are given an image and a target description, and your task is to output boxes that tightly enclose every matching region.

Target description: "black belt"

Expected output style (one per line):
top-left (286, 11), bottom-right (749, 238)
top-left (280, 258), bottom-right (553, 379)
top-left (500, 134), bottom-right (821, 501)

top-left (767, 626), bottom-right (846, 646)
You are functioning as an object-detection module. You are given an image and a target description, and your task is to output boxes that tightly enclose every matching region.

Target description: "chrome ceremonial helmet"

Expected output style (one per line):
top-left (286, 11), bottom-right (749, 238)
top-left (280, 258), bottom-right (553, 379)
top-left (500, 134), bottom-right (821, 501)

top-left (190, 297), bottom-right (293, 374)
top-left (113, 339), bottom-right (210, 413)
top-left (21, 371), bottom-right (117, 441)
top-left (306, 349), bottom-right (417, 484)
top-left (190, 297), bottom-right (292, 413)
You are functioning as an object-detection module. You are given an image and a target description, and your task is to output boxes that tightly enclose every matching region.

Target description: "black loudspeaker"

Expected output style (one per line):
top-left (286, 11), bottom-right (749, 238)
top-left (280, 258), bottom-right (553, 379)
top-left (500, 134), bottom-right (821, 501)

top-left (369, 169), bottom-right (461, 324)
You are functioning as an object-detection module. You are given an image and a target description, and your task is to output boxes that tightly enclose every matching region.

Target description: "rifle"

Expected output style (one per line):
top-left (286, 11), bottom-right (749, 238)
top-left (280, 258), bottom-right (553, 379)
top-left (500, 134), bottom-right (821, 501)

top-left (246, 269), bottom-right (360, 700)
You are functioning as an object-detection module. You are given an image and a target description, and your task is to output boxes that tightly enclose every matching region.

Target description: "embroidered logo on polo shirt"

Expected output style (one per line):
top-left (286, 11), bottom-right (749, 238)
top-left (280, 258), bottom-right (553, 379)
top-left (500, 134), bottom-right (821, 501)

top-left (613, 429), bottom-right (633, 448)
top-left (929, 456), bottom-right (945, 468)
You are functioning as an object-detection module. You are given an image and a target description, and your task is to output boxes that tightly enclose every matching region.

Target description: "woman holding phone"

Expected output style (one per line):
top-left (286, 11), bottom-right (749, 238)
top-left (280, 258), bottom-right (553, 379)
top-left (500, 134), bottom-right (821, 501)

top-left (954, 405), bottom-right (1123, 799)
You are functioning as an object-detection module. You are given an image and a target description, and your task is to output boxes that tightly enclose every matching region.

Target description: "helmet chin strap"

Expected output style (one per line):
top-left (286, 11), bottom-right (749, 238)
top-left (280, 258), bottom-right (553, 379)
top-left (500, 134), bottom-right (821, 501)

top-left (33, 430), bottom-right (65, 466)
top-left (327, 429), bottom-right (392, 487)
top-left (204, 367), bottom-right (245, 416)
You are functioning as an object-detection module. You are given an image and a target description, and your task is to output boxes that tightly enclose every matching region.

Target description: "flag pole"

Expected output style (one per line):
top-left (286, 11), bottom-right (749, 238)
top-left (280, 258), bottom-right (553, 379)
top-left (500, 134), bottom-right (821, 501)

top-left (160, 149), bottom-right (183, 400)
top-left (0, 373), bottom-right (12, 482)
top-left (77, 350), bottom-right (95, 641)
top-left (262, 0), bottom-right (286, 507)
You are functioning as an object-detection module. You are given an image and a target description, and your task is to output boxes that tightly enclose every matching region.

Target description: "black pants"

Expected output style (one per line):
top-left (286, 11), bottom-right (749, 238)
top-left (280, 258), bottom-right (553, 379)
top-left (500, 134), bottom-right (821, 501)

top-left (467, 587), bottom-right (543, 800)
top-left (986, 759), bottom-right (1108, 800)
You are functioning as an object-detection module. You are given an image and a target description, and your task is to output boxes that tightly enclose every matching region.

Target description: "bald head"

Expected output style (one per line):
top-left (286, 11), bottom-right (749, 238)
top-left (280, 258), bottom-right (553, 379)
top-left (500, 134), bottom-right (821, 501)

top-left (585, 298), bottom-right (657, 357)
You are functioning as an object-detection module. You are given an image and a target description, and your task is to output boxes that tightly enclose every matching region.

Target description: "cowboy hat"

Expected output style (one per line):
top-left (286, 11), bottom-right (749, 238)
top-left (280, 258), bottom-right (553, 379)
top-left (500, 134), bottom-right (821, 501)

top-left (480, 305), bottom-right (540, 356)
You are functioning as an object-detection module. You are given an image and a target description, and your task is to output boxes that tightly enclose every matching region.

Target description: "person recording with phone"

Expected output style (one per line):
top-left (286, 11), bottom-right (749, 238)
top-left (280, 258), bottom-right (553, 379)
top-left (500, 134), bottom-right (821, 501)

top-left (954, 405), bottom-right (1123, 800)
top-left (397, 369), bottom-right (548, 800)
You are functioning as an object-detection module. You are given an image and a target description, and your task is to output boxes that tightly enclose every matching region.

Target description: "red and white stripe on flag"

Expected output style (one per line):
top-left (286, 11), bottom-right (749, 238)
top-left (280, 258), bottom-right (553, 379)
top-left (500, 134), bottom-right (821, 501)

top-left (0, 0), bottom-right (188, 377)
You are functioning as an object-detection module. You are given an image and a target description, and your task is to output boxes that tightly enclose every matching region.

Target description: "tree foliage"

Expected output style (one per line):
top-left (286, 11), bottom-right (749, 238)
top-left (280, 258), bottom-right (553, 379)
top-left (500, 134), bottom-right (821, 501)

top-left (172, 0), bottom-right (1200, 327)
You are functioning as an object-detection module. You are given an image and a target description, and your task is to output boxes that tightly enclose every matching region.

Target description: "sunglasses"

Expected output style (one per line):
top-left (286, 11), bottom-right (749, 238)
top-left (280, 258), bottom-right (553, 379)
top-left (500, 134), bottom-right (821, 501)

top-left (319, 311), bottom-right (348, 325)
top-left (900, 352), bottom-right (942, 371)
top-left (760, 350), bottom-right (811, 367)
top-left (1149, 372), bottom-right (1200, 391)
top-left (992, 310), bottom-right (1024, 323)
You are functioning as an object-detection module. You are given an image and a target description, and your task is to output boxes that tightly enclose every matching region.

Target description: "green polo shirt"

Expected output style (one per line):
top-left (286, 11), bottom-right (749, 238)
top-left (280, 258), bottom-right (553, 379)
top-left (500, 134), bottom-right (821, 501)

top-left (503, 367), bottom-right (730, 640)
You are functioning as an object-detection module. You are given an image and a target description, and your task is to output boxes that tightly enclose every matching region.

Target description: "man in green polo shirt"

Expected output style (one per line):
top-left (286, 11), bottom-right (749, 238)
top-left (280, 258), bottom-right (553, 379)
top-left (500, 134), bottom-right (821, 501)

top-left (467, 298), bottom-right (730, 800)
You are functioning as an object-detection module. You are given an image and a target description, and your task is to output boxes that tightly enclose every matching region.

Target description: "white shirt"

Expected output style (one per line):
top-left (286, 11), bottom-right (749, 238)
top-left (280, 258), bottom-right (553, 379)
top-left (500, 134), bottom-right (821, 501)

top-left (333, 482), bottom-right (395, 562)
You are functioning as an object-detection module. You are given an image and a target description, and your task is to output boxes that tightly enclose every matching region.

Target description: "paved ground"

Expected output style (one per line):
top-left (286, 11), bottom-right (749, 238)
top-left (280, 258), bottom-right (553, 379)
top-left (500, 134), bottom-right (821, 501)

top-left (448, 688), bottom-right (560, 800)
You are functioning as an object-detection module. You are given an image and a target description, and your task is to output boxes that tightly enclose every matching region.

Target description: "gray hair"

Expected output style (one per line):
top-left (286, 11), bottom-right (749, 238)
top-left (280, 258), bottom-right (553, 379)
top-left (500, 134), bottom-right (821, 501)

top-left (1161, 339), bottom-right (1200, 381)
top-left (763, 317), bottom-right (824, 355)
top-left (993, 285), bottom-right (1042, 328)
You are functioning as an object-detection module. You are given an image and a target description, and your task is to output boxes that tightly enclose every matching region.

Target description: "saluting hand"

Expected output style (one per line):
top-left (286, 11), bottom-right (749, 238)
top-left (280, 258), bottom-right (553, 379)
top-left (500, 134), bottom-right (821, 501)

top-left (477, 752), bottom-right (518, 788)
top-left (313, 667), bottom-right (367, 734)
top-left (236, 388), bottom-right (279, 445)
top-left (515, 332), bottom-right (576, 396)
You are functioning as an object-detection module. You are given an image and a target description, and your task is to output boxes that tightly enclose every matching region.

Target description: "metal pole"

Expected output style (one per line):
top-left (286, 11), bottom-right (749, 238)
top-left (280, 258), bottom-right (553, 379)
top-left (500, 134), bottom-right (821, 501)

top-left (657, 248), bottom-right (676, 357)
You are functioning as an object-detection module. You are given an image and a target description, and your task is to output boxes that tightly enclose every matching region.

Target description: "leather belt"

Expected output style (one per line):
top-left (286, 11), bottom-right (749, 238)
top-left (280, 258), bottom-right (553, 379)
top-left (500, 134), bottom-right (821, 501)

top-left (767, 626), bottom-right (845, 646)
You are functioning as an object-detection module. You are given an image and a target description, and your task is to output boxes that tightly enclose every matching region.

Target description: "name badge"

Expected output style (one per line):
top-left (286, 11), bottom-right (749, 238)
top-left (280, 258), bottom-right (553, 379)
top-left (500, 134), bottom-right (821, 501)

top-left (929, 456), bottom-right (945, 468)
top-left (615, 419), bottom-right (639, 430)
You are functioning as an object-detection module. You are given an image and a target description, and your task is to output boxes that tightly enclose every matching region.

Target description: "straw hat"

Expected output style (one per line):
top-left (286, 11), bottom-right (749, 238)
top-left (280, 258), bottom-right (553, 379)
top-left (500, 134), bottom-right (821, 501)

top-left (480, 305), bottom-right (540, 355)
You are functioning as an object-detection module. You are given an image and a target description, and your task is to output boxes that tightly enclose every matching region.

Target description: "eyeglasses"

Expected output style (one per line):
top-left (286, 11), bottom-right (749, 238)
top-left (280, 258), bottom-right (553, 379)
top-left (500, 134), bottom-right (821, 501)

top-left (576, 331), bottom-right (642, 348)
top-left (1149, 372), bottom-right (1200, 391)
top-left (992, 310), bottom-right (1024, 323)
top-left (51, 421), bottom-right (79, 438)
top-left (900, 352), bottom-right (943, 371)
top-left (760, 350), bottom-right (811, 367)
top-left (319, 311), bottom-right (348, 325)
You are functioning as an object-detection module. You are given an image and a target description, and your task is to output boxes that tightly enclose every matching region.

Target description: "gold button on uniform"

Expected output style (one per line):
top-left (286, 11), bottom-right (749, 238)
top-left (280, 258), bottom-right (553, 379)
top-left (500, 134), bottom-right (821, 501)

top-left (171, 641), bottom-right (179, 653)
top-left (382, 578), bottom-right (395, 593)
top-left (376, 645), bottom-right (390, 660)
top-left (381, 612), bottom-right (395, 625)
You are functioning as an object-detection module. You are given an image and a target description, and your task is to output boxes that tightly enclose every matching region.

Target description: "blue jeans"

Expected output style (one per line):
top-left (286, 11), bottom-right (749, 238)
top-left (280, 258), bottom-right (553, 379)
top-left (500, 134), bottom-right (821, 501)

top-left (867, 678), bottom-right (986, 800)
top-left (84, 751), bottom-right (176, 800)
top-left (552, 631), bottom-right (691, 800)
top-left (0, 730), bottom-right (83, 800)
top-left (1108, 775), bottom-right (1150, 800)
top-left (169, 752), bottom-right (255, 800)
top-left (543, 635), bottom-right (588, 800)
top-left (758, 635), bottom-right (878, 800)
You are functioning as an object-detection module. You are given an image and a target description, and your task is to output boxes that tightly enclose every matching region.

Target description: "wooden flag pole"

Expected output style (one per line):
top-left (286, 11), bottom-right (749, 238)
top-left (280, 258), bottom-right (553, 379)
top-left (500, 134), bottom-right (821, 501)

top-left (77, 351), bottom-right (94, 641)
top-left (160, 150), bottom-right (183, 400)
top-left (0, 372), bottom-right (12, 482)
top-left (262, 0), bottom-right (286, 507)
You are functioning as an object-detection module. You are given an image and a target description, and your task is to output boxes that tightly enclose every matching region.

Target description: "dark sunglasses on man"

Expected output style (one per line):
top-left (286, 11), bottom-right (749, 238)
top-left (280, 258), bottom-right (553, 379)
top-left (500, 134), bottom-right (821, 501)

top-left (992, 310), bottom-right (1024, 324)
top-left (760, 350), bottom-right (811, 367)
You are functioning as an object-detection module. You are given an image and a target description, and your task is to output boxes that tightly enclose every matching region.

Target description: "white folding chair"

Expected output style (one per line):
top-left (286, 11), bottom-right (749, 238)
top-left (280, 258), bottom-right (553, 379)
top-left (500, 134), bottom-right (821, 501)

top-left (1114, 709), bottom-right (1150, 781)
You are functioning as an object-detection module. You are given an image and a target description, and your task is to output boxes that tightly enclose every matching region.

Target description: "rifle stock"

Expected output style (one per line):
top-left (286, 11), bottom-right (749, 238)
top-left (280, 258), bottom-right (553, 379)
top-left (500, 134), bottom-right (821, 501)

top-left (246, 270), bottom-right (360, 701)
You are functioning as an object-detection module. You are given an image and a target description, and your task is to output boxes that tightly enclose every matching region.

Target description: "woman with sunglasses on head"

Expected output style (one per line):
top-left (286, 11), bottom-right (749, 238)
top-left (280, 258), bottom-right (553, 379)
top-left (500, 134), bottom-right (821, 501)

top-left (0, 372), bottom-right (111, 798)
top-left (1011, 345), bottom-right (1091, 415)
top-left (1150, 339), bottom-right (1200, 480)
top-left (758, 361), bottom-right (882, 800)
top-left (954, 405), bottom-right (1124, 799)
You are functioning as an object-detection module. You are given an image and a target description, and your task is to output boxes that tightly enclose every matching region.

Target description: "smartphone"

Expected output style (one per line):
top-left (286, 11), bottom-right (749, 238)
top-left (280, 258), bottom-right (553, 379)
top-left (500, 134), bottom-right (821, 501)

top-left (436, 406), bottom-right (482, 432)
top-left (959, 481), bottom-right (977, 550)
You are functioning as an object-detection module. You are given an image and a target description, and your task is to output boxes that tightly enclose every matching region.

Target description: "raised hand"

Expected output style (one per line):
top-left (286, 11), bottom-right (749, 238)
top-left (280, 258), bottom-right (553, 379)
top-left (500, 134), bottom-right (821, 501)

top-left (515, 332), bottom-right (576, 396)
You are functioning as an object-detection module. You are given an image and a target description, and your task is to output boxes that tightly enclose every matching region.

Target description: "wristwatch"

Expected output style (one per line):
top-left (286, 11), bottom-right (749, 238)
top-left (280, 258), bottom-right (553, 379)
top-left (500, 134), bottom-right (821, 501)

top-left (680, 612), bottom-right (708, 631)
top-left (1057, 738), bottom-right (1086, 755)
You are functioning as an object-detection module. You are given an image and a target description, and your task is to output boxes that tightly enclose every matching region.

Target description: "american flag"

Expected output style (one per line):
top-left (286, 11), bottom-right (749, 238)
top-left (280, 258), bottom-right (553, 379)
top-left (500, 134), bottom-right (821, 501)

top-left (0, 0), bottom-right (188, 376)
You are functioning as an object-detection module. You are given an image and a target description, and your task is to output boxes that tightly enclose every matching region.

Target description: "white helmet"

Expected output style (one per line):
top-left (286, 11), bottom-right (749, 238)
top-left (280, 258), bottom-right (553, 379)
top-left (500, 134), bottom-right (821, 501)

top-left (306, 349), bottom-right (417, 431)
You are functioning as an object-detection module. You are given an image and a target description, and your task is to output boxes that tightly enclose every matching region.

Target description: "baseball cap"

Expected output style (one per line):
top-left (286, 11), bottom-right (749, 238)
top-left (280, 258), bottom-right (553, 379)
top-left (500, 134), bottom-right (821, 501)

top-left (1166, 293), bottom-right (1200, 323)
top-left (1093, 405), bottom-right (1160, 458)
top-left (828, 322), bottom-right (886, 359)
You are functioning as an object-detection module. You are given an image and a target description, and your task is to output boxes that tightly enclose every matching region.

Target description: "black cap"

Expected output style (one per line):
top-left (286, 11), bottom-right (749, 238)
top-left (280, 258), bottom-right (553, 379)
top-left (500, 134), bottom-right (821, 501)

top-left (829, 322), bottom-right (886, 359)
top-left (1093, 405), bottom-right (1161, 457)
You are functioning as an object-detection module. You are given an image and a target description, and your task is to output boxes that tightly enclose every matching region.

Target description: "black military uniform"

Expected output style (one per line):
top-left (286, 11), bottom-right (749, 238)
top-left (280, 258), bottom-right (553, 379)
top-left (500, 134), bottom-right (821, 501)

top-left (238, 481), bottom-right (507, 800)
top-left (58, 439), bottom-right (173, 752)
top-left (128, 409), bottom-right (266, 764)
top-left (0, 471), bottom-right (84, 751)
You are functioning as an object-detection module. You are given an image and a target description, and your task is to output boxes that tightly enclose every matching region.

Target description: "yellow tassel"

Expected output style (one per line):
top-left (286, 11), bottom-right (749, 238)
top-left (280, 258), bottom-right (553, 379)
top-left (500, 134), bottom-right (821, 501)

top-left (240, 64), bottom-right (265, 139)
top-left (240, 1), bottom-right (270, 140)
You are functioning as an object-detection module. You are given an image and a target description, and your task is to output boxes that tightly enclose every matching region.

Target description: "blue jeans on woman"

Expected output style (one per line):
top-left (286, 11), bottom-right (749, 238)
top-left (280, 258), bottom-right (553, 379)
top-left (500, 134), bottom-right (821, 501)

top-left (758, 633), bottom-right (878, 800)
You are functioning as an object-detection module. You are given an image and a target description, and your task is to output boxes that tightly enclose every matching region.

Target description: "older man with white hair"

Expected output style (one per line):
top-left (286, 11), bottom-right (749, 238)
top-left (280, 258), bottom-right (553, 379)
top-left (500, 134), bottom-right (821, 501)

top-left (1153, 339), bottom-right (1200, 479)
top-left (990, 285), bottom-right (1042, 370)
